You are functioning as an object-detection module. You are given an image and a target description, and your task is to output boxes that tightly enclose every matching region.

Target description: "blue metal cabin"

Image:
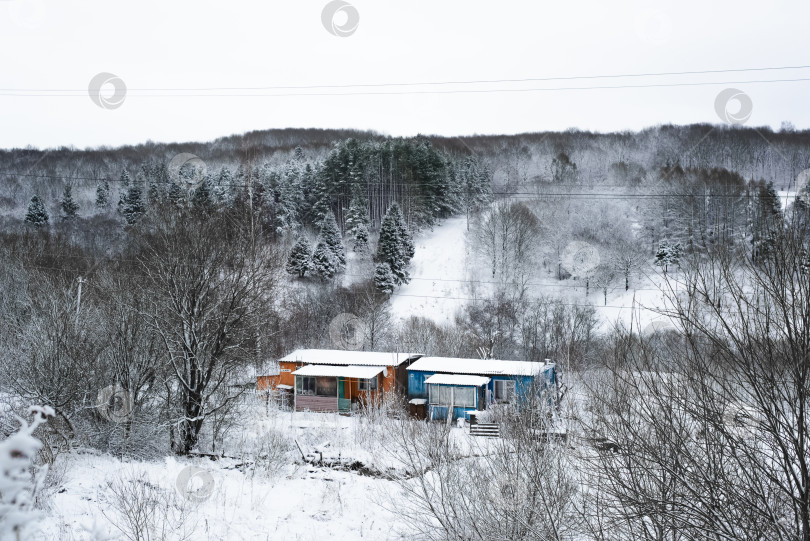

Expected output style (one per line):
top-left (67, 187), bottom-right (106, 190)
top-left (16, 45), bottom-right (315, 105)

top-left (407, 356), bottom-right (557, 421)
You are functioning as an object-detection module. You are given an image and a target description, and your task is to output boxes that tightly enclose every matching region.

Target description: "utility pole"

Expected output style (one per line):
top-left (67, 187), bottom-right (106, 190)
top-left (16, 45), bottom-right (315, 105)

top-left (76, 276), bottom-right (86, 325)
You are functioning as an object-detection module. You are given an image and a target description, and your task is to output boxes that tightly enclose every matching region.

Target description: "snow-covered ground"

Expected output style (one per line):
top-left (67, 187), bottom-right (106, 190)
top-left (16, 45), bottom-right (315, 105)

top-left (38, 409), bottom-right (417, 541)
top-left (389, 215), bottom-right (472, 324)
top-left (389, 214), bottom-right (679, 334)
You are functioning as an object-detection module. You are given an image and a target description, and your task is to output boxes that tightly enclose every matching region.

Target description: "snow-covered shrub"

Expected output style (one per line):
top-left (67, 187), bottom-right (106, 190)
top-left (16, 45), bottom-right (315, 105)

top-left (0, 405), bottom-right (54, 540)
top-left (353, 391), bottom-right (405, 452)
top-left (100, 468), bottom-right (196, 541)
top-left (242, 426), bottom-right (294, 482)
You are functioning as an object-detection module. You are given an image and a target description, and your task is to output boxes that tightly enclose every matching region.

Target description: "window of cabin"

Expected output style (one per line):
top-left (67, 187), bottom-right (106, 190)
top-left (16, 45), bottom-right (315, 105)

top-left (296, 376), bottom-right (316, 396)
top-left (428, 385), bottom-right (475, 408)
top-left (493, 380), bottom-right (516, 403)
top-left (358, 376), bottom-right (378, 392)
top-left (315, 376), bottom-right (337, 396)
top-left (296, 376), bottom-right (337, 396)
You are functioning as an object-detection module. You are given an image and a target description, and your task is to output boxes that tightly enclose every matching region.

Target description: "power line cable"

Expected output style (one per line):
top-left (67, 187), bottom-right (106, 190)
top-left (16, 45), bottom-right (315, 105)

top-left (3, 64), bottom-right (810, 92)
top-left (3, 77), bottom-right (810, 98)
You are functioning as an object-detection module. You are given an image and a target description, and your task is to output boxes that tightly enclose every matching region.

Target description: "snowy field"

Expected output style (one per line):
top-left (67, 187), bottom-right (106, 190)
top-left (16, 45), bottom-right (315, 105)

top-left (389, 215), bottom-right (473, 324)
top-left (389, 213), bottom-right (680, 334)
top-left (38, 408), bottom-right (422, 541)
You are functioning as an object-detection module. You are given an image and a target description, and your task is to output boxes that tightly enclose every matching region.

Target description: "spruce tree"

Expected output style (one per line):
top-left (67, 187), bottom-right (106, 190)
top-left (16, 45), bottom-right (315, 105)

top-left (60, 185), bottom-right (79, 220)
top-left (353, 222), bottom-right (369, 252)
top-left (147, 179), bottom-right (161, 206)
top-left (285, 236), bottom-right (313, 278)
top-left (319, 211), bottom-right (346, 270)
top-left (95, 181), bottom-right (110, 209)
top-left (376, 203), bottom-right (413, 285)
top-left (655, 242), bottom-right (669, 272)
top-left (311, 241), bottom-right (337, 281)
top-left (655, 240), bottom-right (682, 273)
top-left (293, 145), bottom-right (306, 162)
top-left (24, 195), bottom-right (49, 227)
top-left (167, 181), bottom-right (184, 209)
top-left (192, 178), bottom-right (214, 214)
top-left (119, 183), bottom-right (145, 225)
top-left (374, 262), bottom-right (396, 294)
top-left (345, 183), bottom-right (370, 251)
top-left (392, 203), bottom-right (415, 261)
top-left (213, 168), bottom-right (231, 205)
top-left (310, 173), bottom-right (332, 225)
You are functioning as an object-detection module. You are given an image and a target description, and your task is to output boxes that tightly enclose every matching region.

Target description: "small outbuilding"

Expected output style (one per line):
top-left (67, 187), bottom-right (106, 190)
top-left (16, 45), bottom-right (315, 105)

top-left (407, 356), bottom-right (557, 421)
top-left (257, 349), bottom-right (422, 413)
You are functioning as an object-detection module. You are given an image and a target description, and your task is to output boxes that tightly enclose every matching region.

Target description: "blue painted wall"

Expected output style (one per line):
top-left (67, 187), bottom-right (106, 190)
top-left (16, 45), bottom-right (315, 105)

top-left (408, 371), bottom-right (431, 399)
top-left (408, 364), bottom-right (557, 415)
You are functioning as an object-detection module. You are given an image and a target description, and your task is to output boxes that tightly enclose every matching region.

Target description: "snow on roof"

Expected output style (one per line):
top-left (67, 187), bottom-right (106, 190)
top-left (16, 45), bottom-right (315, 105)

top-left (292, 364), bottom-right (386, 379)
top-left (408, 356), bottom-right (551, 377)
top-left (424, 374), bottom-right (490, 386)
top-left (279, 349), bottom-right (421, 367)
top-left (409, 398), bottom-right (427, 405)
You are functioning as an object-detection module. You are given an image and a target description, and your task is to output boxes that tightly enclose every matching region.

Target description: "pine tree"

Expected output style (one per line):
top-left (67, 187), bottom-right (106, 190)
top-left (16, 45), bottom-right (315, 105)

top-left (353, 222), bottom-right (369, 252)
top-left (311, 241), bottom-right (337, 281)
top-left (393, 203), bottom-right (415, 261)
top-left (374, 262), bottom-right (396, 294)
top-left (294, 145), bottom-right (306, 162)
top-left (60, 185), bottom-right (79, 220)
top-left (285, 236), bottom-right (313, 278)
top-left (345, 183), bottom-right (370, 251)
top-left (319, 211), bottom-right (346, 270)
top-left (192, 178), bottom-right (214, 214)
top-left (376, 203), bottom-right (413, 285)
top-left (24, 195), bottom-right (49, 227)
top-left (275, 163), bottom-right (303, 235)
top-left (310, 172), bottom-right (332, 225)
top-left (655, 240), bottom-right (682, 273)
top-left (95, 181), bottom-right (110, 209)
top-left (655, 242), bottom-right (669, 272)
top-left (214, 168), bottom-right (231, 205)
top-left (119, 183), bottom-right (145, 225)
top-left (167, 181), bottom-right (184, 209)
top-left (147, 179), bottom-right (161, 206)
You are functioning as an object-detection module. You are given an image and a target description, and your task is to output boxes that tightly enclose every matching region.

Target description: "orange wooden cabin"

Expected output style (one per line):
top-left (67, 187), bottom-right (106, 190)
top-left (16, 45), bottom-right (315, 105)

top-left (257, 349), bottom-right (422, 413)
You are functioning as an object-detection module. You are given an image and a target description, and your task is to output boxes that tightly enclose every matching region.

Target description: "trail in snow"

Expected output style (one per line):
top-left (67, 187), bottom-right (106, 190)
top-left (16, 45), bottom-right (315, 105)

top-left (390, 214), bottom-right (677, 333)
top-left (390, 216), bottom-right (471, 324)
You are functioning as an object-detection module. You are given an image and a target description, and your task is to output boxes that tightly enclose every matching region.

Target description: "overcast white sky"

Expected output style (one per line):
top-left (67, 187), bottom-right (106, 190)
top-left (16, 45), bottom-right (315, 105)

top-left (1, 0), bottom-right (808, 149)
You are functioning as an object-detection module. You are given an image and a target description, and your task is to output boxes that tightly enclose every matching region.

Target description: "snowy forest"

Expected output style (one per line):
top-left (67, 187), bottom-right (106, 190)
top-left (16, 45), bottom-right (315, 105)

top-left (2, 123), bottom-right (810, 540)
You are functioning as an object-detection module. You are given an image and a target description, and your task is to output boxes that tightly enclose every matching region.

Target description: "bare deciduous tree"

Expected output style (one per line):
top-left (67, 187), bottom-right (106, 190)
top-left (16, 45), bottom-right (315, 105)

top-left (136, 210), bottom-right (280, 454)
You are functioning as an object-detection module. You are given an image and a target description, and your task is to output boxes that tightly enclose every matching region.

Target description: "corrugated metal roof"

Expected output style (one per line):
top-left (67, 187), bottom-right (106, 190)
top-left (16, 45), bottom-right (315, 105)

top-left (408, 356), bottom-right (551, 377)
top-left (292, 364), bottom-right (386, 379)
top-left (424, 374), bottom-right (490, 386)
top-left (280, 349), bottom-right (422, 367)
